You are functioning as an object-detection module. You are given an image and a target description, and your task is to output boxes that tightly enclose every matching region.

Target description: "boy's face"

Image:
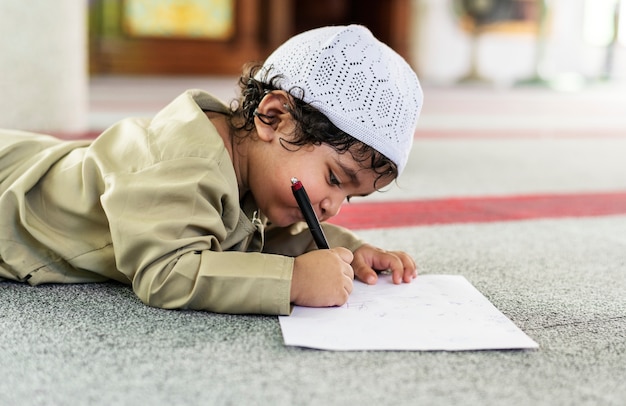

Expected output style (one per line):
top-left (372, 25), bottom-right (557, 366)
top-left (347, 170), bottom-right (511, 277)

top-left (248, 137), bottom-right (394, 228)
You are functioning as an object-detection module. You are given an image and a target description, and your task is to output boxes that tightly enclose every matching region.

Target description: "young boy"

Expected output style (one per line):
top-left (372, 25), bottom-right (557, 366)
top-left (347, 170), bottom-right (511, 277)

top-left (0, 25), bottom-right (423, 315)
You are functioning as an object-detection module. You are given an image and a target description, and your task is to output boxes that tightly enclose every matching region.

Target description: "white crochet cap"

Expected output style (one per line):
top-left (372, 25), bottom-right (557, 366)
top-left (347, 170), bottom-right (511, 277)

top-left (255, 25), bottom-right (423, 175)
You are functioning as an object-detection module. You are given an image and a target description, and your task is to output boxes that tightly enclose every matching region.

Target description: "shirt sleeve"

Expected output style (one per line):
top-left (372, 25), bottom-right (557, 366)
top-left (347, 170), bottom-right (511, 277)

top-left (100, 156), bottom-right (293, 315)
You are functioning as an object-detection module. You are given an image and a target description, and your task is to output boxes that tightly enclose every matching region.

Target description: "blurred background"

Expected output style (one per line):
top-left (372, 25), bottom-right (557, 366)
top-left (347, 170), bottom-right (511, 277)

top-left (0, 0), bottom-right (624, 135)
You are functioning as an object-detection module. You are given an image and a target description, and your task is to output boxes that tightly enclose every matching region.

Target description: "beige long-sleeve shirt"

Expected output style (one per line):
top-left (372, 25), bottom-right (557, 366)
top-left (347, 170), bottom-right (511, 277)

top-left (0, 90), bottom-right (363, 315)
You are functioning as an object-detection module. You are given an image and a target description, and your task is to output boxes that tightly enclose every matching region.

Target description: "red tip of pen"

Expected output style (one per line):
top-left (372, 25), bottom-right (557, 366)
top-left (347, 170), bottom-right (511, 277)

top-left (291, 177), bottom-right (303, 190)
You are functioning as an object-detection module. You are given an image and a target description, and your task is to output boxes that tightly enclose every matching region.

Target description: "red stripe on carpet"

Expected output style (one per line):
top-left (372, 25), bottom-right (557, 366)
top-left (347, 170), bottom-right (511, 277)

top-left (328, 191), bottom-right (626, 230)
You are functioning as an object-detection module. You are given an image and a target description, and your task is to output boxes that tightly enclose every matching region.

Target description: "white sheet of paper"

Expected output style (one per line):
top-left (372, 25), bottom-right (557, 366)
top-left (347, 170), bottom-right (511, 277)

top-left (279, 274), bottom-right (539, 351)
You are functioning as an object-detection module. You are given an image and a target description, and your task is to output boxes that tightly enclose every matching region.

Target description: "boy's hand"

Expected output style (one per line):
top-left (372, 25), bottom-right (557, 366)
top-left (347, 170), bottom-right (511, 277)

top-left (352, 244), bottom-right (417, 285)
top-left (291, 247), bottom-right (354, 307)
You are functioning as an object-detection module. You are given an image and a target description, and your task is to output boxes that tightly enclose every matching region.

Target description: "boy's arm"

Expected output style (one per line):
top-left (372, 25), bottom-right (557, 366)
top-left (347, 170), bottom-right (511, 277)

top-left (100, 159), bottom-right (295, 315)
top-left (132, 249), bottom-right (294, 315)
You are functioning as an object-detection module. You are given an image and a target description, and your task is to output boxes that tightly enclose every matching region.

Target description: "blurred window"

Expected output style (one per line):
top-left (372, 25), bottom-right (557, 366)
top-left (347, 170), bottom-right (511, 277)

top-left (123, 0), bottom-right (234, 39)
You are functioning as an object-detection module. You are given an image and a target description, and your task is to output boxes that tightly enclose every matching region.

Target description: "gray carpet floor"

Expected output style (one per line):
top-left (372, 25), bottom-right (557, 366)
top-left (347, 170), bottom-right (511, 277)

top-left (2, 216), bottom-right (625, 405)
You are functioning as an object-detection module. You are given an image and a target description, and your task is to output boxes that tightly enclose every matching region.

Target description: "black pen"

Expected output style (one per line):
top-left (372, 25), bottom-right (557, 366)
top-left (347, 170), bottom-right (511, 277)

top-left (291, 177), bottom-right (330, 249)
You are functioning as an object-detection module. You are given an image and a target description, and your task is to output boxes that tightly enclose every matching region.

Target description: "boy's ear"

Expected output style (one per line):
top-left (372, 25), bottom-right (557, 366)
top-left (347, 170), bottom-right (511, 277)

top-left (254, 90), bottom-right (293, 142)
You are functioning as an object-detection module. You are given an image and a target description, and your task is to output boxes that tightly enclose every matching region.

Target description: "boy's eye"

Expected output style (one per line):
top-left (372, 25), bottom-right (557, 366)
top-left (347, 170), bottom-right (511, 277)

top-left (329, 171), bottom-right (341, 186)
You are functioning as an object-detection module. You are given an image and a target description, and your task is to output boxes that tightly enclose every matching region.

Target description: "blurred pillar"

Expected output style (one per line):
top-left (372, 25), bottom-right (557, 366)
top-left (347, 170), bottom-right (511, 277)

top-left (0, 1), bottom-right (88, 135)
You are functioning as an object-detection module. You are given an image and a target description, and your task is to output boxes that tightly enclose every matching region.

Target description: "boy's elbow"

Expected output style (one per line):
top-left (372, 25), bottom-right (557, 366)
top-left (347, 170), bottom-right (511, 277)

top-left (131, 255), bottom-right (198, 310)
top-left (133, 272), bottom-right (195, 310)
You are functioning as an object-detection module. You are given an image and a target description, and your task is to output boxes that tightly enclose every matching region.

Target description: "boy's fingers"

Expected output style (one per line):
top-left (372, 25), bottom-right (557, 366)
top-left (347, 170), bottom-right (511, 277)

top-left (376, 253), bottom-right (404, 284)
top-left (377, 252), bottom-right (416, 284)
top-left (331, 247), bottom-right (354, 264)
top-left (355, 266), bottom-right (378, 285)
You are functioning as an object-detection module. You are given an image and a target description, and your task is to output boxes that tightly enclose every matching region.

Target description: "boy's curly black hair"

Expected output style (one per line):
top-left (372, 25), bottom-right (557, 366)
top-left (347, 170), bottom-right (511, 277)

top-left (227, 63), bottom-right (398, 187)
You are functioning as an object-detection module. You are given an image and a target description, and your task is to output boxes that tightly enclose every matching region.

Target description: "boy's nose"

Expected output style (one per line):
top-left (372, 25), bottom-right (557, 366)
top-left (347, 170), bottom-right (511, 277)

top-left (320, 197), bottom-right (342, 220)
